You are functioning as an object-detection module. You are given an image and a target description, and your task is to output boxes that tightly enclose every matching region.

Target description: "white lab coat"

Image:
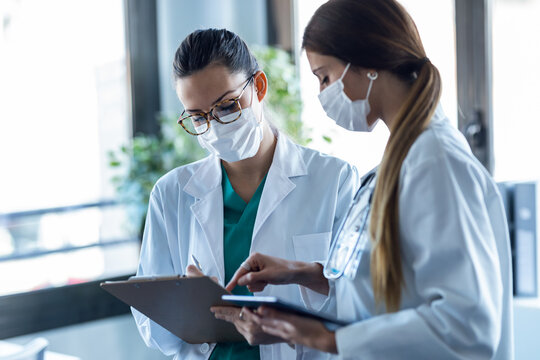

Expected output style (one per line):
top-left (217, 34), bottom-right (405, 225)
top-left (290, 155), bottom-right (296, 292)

top-left (132, 131), bottom-right (359, 360)
top-left (333, 105), bottom-right (513, 359)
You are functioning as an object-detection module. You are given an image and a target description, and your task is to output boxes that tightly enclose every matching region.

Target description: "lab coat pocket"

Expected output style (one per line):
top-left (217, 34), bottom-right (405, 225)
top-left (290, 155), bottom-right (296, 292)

top-left (292, 232), bottom-right (332, 264)
top-left (292, 232), bottom-right (334, 312)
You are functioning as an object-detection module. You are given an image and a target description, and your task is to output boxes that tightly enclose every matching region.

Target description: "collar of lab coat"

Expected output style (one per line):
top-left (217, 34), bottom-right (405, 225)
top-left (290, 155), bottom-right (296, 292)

top-left (182, 131), bottom-right (308, 200)
top-left (181, 131), bottom-right (308, 284)
top-left (251, 132), bottom-right (308, 241)
top-left (432, 102), bottom-right (447, 123)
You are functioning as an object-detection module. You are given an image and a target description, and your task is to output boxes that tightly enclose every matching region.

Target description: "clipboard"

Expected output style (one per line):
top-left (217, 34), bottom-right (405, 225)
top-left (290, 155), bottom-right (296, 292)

top-left (100, 275), bottom-right (244, 344)
top-left (222, 295), bottom-right (350, 330)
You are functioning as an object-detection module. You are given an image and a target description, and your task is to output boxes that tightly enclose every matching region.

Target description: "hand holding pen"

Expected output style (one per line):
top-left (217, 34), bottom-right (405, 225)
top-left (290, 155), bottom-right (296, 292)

top-left (185, 255), bottom-right (219, 285)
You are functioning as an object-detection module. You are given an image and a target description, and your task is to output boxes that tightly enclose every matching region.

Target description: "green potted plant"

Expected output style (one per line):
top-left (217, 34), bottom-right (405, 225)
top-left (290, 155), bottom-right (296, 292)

top-left (250, 45), bottom-right (310, 145)
top-left (108, 118), bottom-right (206, 235)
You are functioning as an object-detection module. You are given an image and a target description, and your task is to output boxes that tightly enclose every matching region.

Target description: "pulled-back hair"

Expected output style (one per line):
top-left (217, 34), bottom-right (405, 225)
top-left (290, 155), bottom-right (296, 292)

top-left (173, 28), bottom-right (259, 79)
top-left (303, 0), bottom-right (442, 312)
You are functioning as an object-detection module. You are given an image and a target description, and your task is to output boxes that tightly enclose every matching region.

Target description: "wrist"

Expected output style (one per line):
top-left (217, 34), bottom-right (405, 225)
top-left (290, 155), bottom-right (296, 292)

top-left (294, 262), bottom-right (329, 295)
top-left (321, 330), bottom-right (338, 354)
top-left (310, 327), bottom-right (337, 354)
top-left (291, 261), bottom-right (316, 285)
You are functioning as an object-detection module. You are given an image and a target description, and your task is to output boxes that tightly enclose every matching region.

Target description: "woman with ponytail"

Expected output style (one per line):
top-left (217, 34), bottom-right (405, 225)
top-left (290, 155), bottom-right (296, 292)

top-left (223, 0), bottom-right (513, 359)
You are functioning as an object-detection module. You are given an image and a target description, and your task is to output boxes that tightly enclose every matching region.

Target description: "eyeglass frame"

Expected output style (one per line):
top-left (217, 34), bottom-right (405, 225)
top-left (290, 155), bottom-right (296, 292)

top-left (177, 74), bottom-right (256, 136)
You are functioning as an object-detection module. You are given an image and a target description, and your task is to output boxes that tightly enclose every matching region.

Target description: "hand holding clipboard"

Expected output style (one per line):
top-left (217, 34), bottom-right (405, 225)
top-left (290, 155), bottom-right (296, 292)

top-left (100, 275), bottom-right (244, 344)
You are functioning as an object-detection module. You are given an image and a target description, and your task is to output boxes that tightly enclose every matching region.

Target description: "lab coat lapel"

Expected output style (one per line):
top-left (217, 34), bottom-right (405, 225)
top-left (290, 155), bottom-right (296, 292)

top-left (252, 133), bottom-right (308, 242)
top-left (183, 156), bottom-right (226, 284)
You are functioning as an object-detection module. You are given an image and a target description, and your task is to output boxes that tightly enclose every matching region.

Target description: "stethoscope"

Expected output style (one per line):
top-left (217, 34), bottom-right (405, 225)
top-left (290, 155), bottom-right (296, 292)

top-left (324, 169), bottom-right (377, 280)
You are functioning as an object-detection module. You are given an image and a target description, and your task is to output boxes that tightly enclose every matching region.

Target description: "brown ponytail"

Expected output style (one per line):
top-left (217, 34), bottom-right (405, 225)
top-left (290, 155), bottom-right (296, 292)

top-left (371, 60), bottom-right (441, 312)
top-left (303, 0), bottom-right (442, 312)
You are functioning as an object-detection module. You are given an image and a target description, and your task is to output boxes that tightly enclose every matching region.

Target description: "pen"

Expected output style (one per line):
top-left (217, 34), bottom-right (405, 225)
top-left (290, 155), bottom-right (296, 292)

top-left (191, 254), bottom-right (203, 272)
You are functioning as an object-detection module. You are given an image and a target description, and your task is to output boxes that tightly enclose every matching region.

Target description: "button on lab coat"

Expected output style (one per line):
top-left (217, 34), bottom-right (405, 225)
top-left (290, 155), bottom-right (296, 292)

top-left (334, 105), bottom-right (513, 360)
top-left (132, 132), bottom-right (359, 360)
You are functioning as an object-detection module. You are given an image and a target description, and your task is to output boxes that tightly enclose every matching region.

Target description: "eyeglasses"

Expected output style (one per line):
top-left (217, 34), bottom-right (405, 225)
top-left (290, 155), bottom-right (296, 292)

top-left (177, 75), bottom-right (255, 136)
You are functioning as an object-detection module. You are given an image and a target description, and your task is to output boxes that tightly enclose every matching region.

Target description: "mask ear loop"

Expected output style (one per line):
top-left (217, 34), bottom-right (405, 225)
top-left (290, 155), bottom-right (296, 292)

top-left (250, 76), bottom-right (264, 125)
top-left (365, 71), bottom-right (378, 99)
top-left (339, 63), bottom-right (352, 81)
top-left (249, 76), bottom-right (256, 107)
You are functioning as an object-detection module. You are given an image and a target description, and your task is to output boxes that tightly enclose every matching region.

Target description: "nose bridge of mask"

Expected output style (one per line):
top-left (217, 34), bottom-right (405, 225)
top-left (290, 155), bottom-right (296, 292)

top-left (195, 120), bottom-right (210, 134)
top-left (318, 65), bottom-right (347, 104)
top-left (203, 78), bottom-right (257, 133)
top-left (219, 110), bottom-right (242, 125)
top-left (203, 110), bottom-right (243, 138)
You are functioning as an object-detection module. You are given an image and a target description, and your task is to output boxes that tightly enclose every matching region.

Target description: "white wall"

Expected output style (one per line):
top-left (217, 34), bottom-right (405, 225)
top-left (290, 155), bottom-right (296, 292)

top-left (156, 0), bottom-right (268, 117)
top-left (514, 300), bottom-right (540, 360)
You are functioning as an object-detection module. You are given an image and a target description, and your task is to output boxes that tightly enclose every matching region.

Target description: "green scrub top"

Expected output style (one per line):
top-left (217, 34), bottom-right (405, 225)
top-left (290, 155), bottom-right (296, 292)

top-left (209, 165), bottom-right (267, 360)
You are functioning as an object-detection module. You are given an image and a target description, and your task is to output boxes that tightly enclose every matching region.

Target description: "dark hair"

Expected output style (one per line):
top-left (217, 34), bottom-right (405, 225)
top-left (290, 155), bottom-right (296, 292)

top-left (303, 0), bottom-right (430, 82)
top-left (304, 0), bottom-right (442, 313)
top-left (173, 28), bottom-right (259, 79)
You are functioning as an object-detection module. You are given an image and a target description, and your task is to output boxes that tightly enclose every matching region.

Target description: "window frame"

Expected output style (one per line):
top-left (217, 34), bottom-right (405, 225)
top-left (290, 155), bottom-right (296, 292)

top-left (0, 274), bottom-right (133, 339)
top-left (455, 0), bottom-right (494, 173)
top-left (0, 200), bottom-right (140, 339)
top-left (0, 0), bottom-right (159, 339)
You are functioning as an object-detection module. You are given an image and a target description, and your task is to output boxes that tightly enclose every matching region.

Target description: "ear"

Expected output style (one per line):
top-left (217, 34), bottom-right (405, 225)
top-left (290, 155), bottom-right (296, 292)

top-left (366, 69), bottom-right (378, 80)
top-left (253, 70), bottom-right (268, 102)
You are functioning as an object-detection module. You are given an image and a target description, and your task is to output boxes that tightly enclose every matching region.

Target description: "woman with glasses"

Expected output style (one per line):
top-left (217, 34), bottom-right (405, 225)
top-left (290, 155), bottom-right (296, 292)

top-left (131, 28), bottom-right (358, 360)
top-left (222, 0), bottom-right (513, 359)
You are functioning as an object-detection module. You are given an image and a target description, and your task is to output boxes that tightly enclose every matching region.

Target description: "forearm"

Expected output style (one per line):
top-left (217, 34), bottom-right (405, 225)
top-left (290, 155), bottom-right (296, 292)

top-left (293, 262), bottom-right (329, 295)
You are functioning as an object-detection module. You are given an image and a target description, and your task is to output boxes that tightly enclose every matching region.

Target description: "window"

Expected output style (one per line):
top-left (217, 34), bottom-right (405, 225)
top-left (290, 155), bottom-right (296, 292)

top-left (0, 203), bottom-right (139, 296)
top-left (492, 0), bottom-right (540, 182)
top-left (0, 0), bottom-right (137, 297)
top-left (295, 0), bottom-right (457, 176)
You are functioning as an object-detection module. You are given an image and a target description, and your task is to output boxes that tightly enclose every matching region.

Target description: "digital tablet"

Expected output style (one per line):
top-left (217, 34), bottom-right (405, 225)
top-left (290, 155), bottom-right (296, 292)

top-left (222, 295), bottom-right (350, 329)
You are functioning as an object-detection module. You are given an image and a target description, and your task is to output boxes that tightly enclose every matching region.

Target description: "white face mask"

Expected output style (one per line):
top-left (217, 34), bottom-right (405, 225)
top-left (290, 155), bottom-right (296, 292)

top-left (196, 107), bottom-right (263, 162)
top-left (318, 63), bottom-right (379, 132)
